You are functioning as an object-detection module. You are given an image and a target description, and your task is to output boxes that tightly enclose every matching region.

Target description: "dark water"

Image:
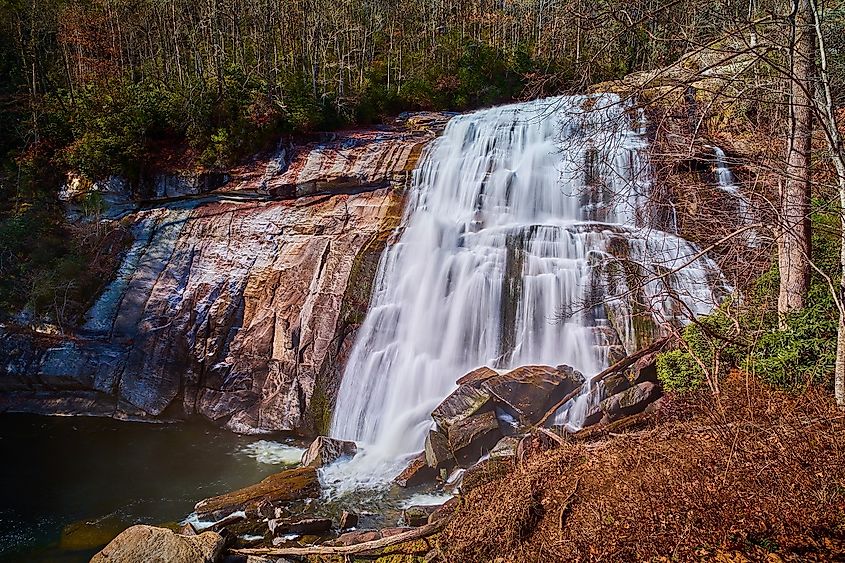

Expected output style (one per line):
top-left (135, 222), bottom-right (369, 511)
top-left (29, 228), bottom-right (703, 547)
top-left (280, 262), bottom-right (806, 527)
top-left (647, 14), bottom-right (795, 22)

top-left (0, 414), bottom-right (305, 562)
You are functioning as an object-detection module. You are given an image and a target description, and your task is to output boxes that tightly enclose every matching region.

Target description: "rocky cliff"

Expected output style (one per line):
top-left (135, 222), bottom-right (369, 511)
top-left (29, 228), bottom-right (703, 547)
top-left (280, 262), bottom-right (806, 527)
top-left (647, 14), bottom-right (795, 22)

top-left (0, 115), bottom-right (446, 434)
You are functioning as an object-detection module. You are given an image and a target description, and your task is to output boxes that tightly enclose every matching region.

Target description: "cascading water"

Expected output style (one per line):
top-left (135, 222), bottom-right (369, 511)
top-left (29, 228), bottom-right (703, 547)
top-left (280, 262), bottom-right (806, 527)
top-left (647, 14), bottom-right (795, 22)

top-left (324, 95), bottom-right (727, 491)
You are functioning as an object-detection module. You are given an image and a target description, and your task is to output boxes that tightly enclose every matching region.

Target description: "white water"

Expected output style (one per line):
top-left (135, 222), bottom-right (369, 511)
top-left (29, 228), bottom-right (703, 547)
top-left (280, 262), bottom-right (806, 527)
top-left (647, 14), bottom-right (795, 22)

top-left (326, 95), bottom-right (726, 491)
top-left (713, 146), bottom-right (757, 244)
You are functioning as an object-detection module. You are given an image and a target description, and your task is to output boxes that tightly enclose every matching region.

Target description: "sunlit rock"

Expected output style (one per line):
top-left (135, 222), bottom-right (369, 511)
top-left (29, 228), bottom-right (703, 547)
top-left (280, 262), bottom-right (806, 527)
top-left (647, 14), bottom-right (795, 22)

top-left (90, 525), bottom-right (224, 563)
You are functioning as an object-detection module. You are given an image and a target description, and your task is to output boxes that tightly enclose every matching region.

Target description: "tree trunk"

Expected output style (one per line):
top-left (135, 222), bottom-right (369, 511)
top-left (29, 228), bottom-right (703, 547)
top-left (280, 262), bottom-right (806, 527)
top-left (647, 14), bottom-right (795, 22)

top-left (778, 0), bottom-right (815, 317)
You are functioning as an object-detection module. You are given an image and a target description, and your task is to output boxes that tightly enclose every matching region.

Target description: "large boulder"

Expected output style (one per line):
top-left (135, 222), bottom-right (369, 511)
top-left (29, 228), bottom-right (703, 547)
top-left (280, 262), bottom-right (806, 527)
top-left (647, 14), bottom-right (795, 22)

top-left (90, 525), bottom-right (224, 563)
top-left (394, 452), bottom-right (438, 487)
top-left (482, 365), bottom-right (584, 427)
top-left (431, 384), bottom-right (492, 431)
top-left (446, 410), bottom-right (502, 462)
top-left (300, 436), bottom-right (357, 468)
top-left (601, 381), bottom-right (662, 422)
top-left (194, 466), bottom-right (320, 520)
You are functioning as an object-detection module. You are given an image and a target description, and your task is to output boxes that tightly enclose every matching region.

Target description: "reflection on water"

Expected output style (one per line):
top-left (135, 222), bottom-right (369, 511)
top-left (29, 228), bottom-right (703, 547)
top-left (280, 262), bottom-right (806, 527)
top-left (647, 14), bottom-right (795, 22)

top-left (0, 414), bottom-right (304, 562)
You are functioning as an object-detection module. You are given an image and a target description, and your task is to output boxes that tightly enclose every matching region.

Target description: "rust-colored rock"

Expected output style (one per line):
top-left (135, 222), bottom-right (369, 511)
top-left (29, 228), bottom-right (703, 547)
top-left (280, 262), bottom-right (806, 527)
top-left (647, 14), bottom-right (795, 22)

top-left (90, 525), bottom-right (224, 563)
top-left (483, 365), bottom-right (584, 427)
top-left (194, 466), bottom-right (320, 520)
top-left (395, 452), bottom-right (438, 487)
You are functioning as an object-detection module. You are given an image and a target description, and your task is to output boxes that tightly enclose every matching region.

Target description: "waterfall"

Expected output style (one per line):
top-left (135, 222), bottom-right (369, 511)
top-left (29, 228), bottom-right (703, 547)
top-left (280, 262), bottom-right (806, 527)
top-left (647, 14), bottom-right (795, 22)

top-left (713, 146), bottom-right (757, 244)
top-left (324, 95), bottom-right (726, 491)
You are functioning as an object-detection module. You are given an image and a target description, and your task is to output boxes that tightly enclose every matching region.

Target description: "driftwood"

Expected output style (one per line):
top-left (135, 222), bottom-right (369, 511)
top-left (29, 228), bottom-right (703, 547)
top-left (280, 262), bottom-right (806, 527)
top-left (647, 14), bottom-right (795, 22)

top-left (534, 336), bottom-right (673, 429)
top-left (231, 517), bottom-right (447, 557)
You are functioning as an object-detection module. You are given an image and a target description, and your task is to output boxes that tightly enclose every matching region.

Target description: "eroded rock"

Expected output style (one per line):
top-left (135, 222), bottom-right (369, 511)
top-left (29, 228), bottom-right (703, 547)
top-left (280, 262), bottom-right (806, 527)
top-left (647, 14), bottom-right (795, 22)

top-left (300, 436), bottom-right (357, 468)
top-left (482, 365), bottom-right (584, 427)
top-left (194, 467), bottom-right (320, 520)
top-left (395, 452), bottom-right (438, 487)
top-left (90, 525), bottom-right (224, 563)
top-left (601, 381), bottom-right (662, 422)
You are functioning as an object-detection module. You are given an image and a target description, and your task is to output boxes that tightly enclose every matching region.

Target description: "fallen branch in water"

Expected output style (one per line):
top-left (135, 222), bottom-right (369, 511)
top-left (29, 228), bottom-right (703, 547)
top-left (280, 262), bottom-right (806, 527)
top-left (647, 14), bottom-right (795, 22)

top-left (231, 518), bottom-right (447, 557)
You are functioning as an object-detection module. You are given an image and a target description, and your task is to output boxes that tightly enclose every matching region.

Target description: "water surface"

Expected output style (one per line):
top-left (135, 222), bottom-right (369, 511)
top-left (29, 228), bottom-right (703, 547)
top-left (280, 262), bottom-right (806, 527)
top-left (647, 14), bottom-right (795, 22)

top-left (0, 414), bottom-right (304, 562)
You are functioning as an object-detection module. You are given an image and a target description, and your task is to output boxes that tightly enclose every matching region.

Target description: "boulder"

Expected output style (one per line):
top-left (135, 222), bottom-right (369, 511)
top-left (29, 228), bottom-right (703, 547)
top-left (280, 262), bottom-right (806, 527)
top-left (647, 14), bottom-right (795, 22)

top-left (446, 410), bottom-right (502, 464)
top-left (601, 381), bottom-right (662, 422)
top-left (629, 355), bottom-right (659, 384)
top-left (431, 384), bottom-right (492, 430)
top-left (90, 525), bottom-right (224, 563)
top-left (300, 436), bottom-right (357, 468)
top-left (394, 452), bottom-right (438, 487)
top-left (401, 505), bottom-right (438, 527)
top-left (339, 511), bottom-right (358, 530)
top-left (424, 429), bottom-right (451, 468)
top-left (268, 517), bottom-right (332, 536)
top-left (603, 372), bottom-right (630, 395)
top-left (482, 365), bottom-right (584, 427)
top-left (194, 467), bottom-right (320, 520)
top-left (455, 366), bottom-right (498, 387)
top-left (581, 400), bottom-right (606, 428)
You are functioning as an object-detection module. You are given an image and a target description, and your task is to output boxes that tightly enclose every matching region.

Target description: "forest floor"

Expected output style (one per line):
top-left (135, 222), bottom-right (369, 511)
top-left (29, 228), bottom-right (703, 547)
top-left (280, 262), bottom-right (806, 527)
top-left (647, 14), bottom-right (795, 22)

top-left (436, 375), bottom-right (845, 562)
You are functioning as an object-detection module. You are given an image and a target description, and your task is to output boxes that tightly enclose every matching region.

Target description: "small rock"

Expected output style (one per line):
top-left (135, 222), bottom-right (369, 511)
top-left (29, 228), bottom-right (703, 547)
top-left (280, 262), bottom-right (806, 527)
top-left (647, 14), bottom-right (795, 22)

top-left (301, 436), bottom-right (357, 468)
top-left (401, 505), bottom-right (438, 527)
top-left (395, 452), bottom-right (438, 487)
top-left (335, 529), bottom-right (380, 545)
top-left (339, 511), bottom-right (358, 529)
top-left (269, 517), bottom-right (332, 536)
top-left (90, 525), bottom-right (225, 563)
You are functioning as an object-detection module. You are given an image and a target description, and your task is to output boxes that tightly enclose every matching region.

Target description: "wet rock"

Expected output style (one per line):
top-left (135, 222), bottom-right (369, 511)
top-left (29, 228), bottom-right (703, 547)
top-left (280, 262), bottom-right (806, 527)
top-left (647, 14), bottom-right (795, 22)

top-left (446, 410), bottom-right (502, 465)
top-left (581, 400), bottom-right (606, 428)
top-left (482, 365), bottom-right (584, 427)
top-left (300, 436), bottom-right (357, 468)
top-left (194, 467), bottom-right (320, 520)
top-left (268, 517), bottom-right (332, 536)
top-left (601, 381), bottom-right (662, 422)
top-left (401, 505), bottom-right (438, 527)
top-left (339, 511), bottom-right (358, 530)
top-left (394, 452), bottom-right (437, 487)
top-left (424, 429), bottom-right (451, 468)
top-left (431, 384), bottom-right (492, 431)
top-left (90, 525), bottom-right (224, 563)
top-left (455, 366), bottom-right (498, 387)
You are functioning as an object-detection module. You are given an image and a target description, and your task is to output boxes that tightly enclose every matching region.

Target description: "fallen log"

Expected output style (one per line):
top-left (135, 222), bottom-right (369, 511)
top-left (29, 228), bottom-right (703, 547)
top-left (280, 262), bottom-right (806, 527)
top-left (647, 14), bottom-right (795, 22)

top-left (231, 517), bottom-right (447, 557)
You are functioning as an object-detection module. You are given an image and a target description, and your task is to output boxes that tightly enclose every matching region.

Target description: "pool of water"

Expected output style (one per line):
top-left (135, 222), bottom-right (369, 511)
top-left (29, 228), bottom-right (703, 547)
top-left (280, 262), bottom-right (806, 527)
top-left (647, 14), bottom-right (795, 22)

top-left (0, 414), bottom-right (306, 562)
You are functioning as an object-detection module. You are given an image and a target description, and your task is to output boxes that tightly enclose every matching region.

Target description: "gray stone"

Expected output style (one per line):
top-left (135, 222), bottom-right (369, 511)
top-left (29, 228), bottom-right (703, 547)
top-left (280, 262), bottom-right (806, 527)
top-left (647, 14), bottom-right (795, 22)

top-left (601, 381), bottom-right (662, 422)
top-left (300, 436), bottom-right (357, 468)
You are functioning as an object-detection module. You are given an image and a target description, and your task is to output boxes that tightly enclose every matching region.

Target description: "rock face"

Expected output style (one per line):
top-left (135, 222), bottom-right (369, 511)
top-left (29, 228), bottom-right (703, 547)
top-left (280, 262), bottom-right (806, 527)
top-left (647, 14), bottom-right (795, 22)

top-left (0, 117), bottom-right (443, 434)
top-left (300, 436), bottom-right (357, 467)
top-left (90, 525), bottom-right (224, 563)
top-left (194, 466), bottom-right (320, 520)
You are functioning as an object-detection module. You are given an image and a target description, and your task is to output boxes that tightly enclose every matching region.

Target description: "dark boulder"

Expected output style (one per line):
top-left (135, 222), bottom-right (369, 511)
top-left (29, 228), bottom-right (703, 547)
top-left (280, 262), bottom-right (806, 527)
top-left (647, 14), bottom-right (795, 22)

top-left (300, 436), bottom-right (357, 468)
top-left (482, 365), bottom-right (584, 427)
top-left (395, 452), bottom-right (438, 487)
top-left (431, 384), bottom-right (492, 431)
top-left (424, 428), bottom-right (452, 468)
top-left (456, 366), bottom-right (498, 387)
top-left (339, 511), bottom-right (358, 530)
top-left (446, 410), bottom-right (502, 465)
top-left (601, 381), bottom-right (662, 422)
top-left (268, 517), bottom-right (332, 536)
top-left (603, 372), bottom-right (630, 395)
